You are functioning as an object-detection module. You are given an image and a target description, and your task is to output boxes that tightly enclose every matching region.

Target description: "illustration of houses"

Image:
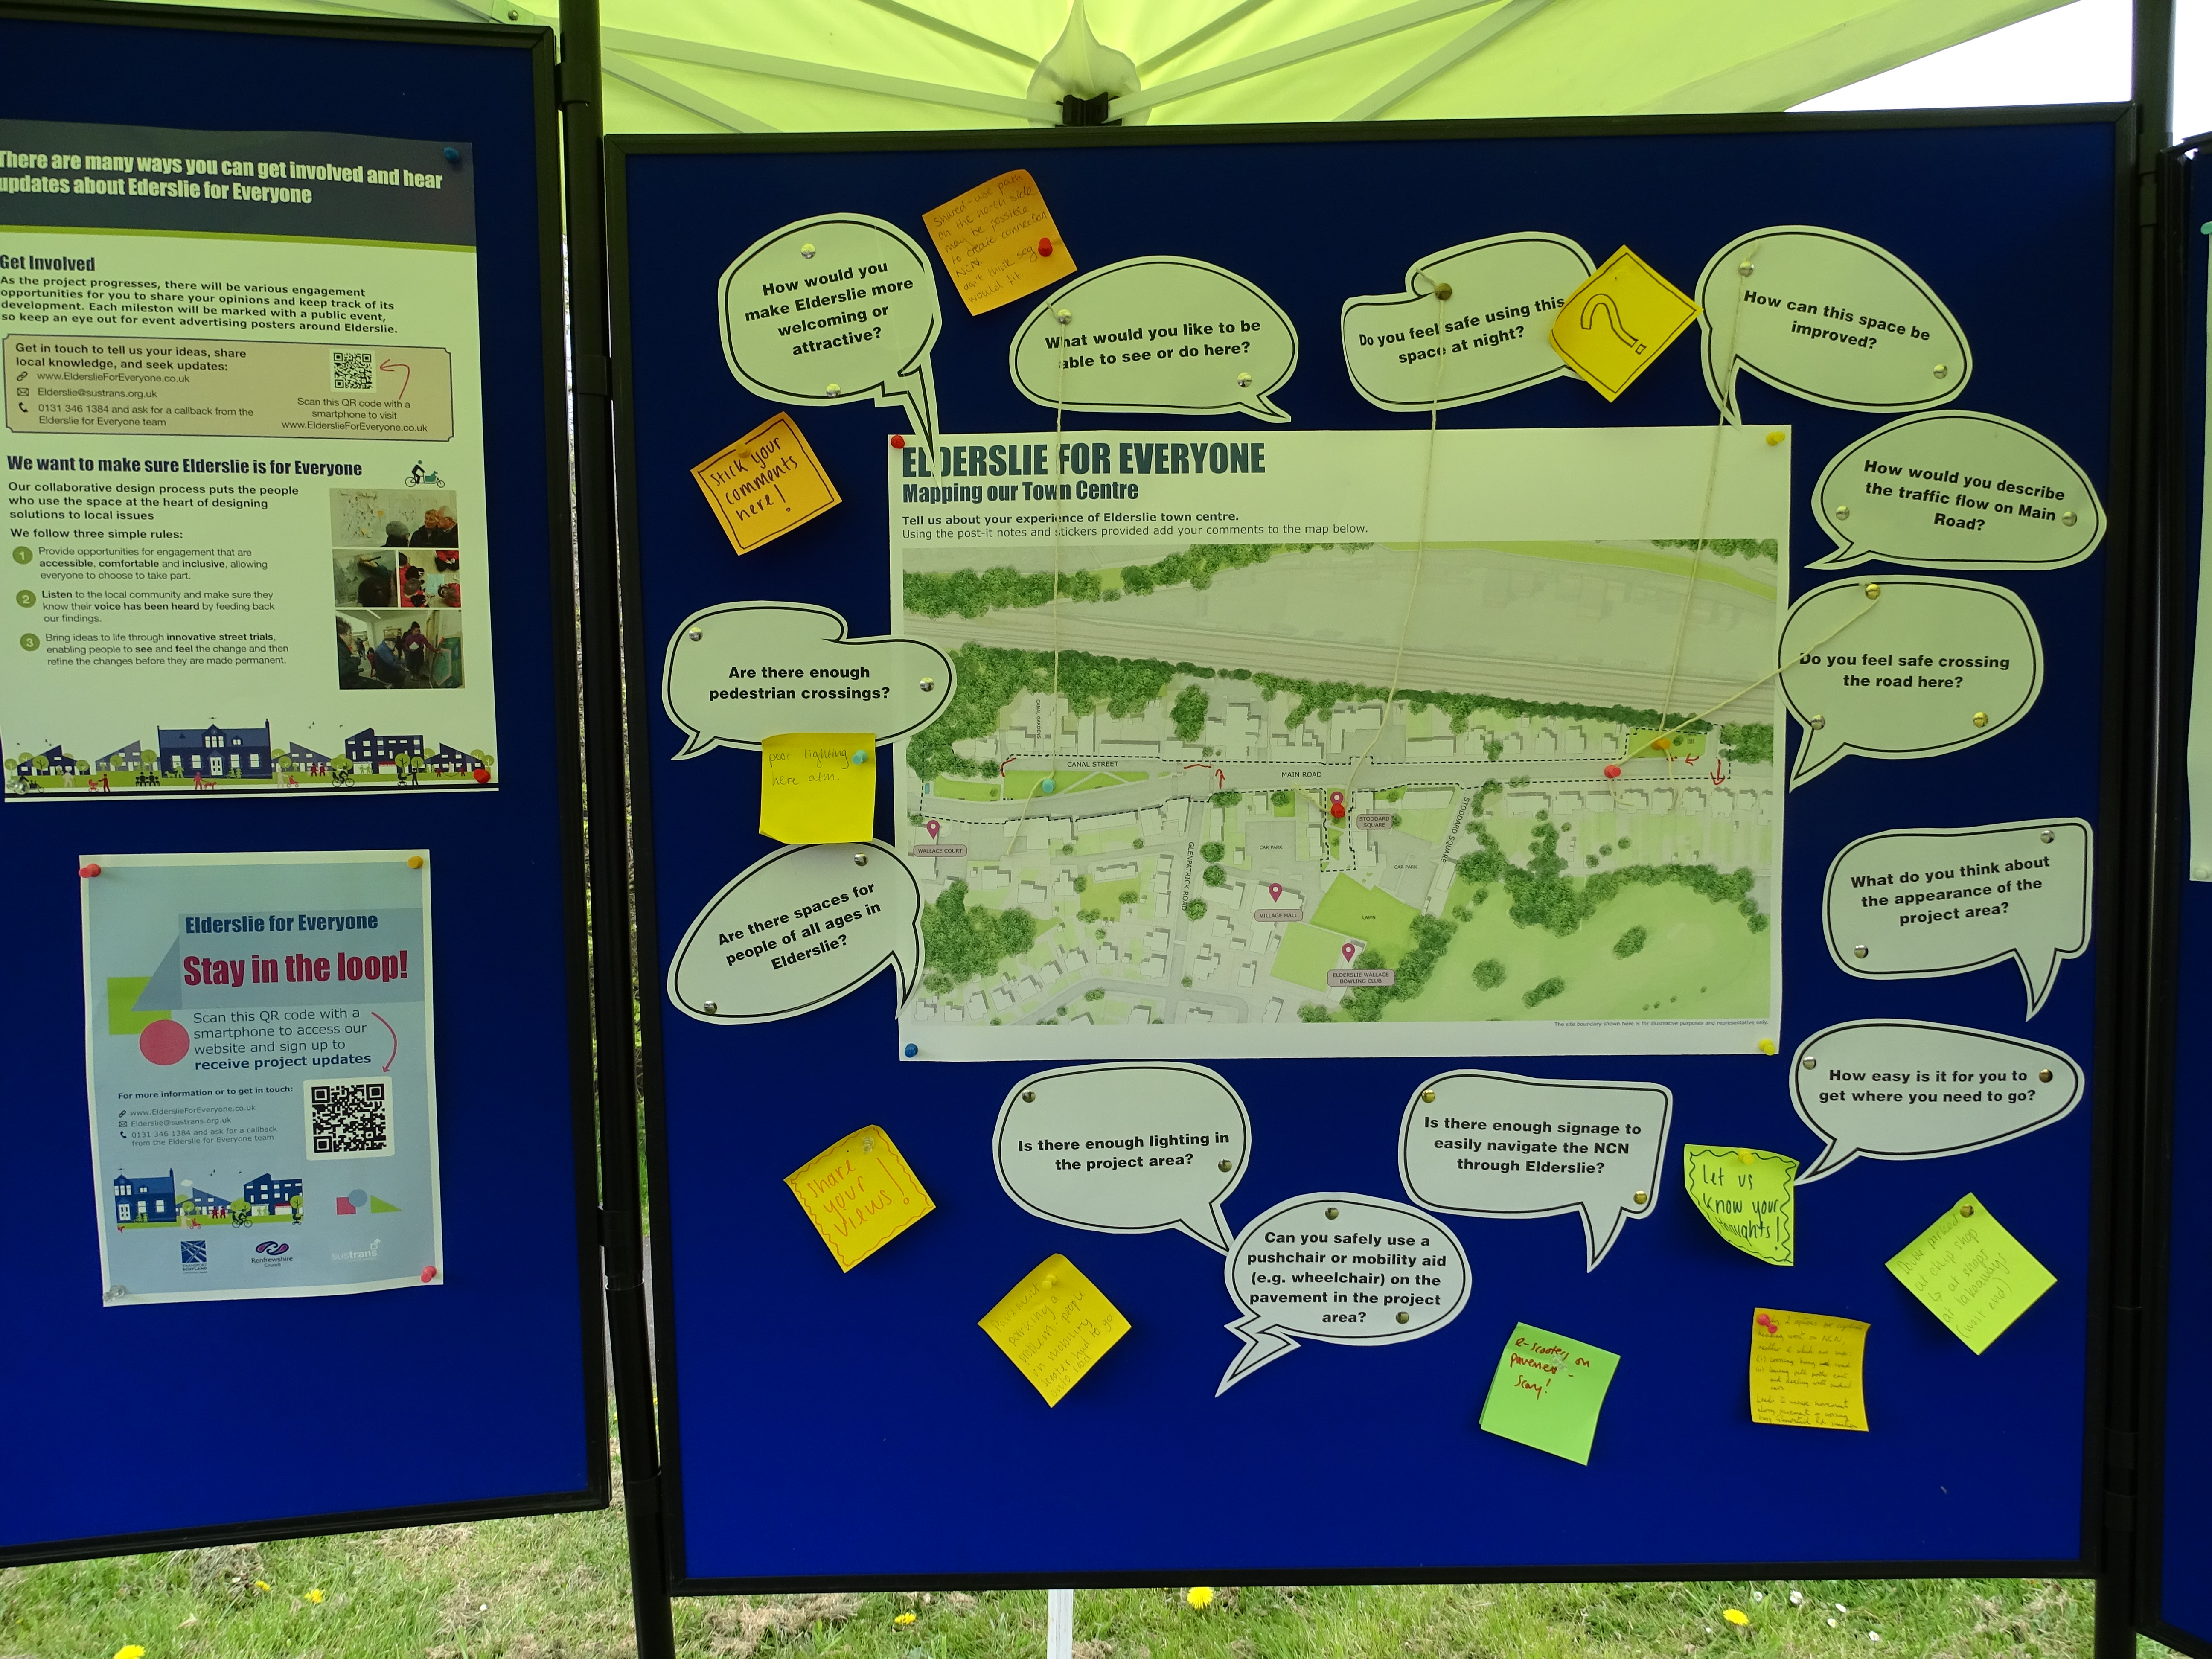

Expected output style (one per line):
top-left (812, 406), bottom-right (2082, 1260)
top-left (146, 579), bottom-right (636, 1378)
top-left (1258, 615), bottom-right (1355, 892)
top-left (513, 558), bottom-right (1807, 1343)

top-left (94, 739), bottom-right (143, 773)
top-left (283, 740), bottom-right (333, 775)
top-left (344, 728), bottom-right (423, 774)
top-left (241, 1173), bottom-right (304, 1217)
top-left (113, 1170), bottom-right (176, 1224)
top-left (426, 743), bottom-right (480, 775)
top-left (15, 743), bottom-right (82, 779)
top-left (157, 721), bottom-right (271, 780)
top-left (181, 1185), bottom-right (232, 1219)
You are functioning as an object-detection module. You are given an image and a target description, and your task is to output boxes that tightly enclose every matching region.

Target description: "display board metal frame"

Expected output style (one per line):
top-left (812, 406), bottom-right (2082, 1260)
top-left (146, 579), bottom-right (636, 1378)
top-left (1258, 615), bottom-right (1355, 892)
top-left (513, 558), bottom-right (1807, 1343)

top-left (0, 0), bottom-right (608, 1566)
top-left (605, 106), bottom-right (2145, 1595)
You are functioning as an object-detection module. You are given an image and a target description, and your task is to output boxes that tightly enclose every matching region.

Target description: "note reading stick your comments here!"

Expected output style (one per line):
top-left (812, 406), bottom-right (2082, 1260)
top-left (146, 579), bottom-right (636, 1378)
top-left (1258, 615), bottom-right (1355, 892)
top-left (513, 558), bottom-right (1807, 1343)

top-left (690, 412), bottom-right (840, 557)
top-left (978, 1253), bottom-right (1130, 1406)
top-left (759, 733), bottom-right (876, 844)
top-left (1748, 1308), bottom-right (1868, 1431)
top-left (783, 1125), bottom-right (935, 1272)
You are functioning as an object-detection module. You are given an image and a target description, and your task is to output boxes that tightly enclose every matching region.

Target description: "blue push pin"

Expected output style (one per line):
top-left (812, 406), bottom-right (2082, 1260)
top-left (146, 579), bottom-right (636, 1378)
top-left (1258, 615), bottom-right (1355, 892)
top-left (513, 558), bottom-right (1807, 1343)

top-left (903, 1042), bottom-right (918, 1058)
top-left (1039, 777), bottom-right (1055, 795)
top-left (442, 146), bottom-right (460, 164)
top-left (850, 749), bottom-right (870, 766)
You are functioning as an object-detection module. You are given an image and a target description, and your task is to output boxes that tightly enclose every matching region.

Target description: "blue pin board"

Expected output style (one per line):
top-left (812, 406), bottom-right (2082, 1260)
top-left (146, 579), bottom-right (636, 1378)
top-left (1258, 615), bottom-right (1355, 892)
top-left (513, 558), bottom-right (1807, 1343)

top-left (611, 113), bottom-right (2123, 1587)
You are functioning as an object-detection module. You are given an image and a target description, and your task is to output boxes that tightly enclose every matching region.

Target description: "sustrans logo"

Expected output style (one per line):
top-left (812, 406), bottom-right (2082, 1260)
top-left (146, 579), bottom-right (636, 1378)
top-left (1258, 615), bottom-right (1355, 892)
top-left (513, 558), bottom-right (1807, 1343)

top-left (254, 1240), bottom-right (290, 1257)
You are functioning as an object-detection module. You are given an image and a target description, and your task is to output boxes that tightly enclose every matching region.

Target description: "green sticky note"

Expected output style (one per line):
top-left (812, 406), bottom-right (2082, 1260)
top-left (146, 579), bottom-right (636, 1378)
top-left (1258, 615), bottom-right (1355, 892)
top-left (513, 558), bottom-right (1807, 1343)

top-left (1886, 1193), bottom-right (2055, 1354)
top-left (1683, 1144), bottom-right (1796, 1265)
top-left (1478, 1322), bottom-right (1620, 1464)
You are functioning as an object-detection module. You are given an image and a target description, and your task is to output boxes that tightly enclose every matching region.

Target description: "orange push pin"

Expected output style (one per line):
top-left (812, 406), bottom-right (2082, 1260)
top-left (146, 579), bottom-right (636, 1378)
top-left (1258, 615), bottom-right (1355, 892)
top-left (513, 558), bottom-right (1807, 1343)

top-left (1038, 236), bottom-right (1054, 257)
top-left (79, 862), bottom-right (101, 879)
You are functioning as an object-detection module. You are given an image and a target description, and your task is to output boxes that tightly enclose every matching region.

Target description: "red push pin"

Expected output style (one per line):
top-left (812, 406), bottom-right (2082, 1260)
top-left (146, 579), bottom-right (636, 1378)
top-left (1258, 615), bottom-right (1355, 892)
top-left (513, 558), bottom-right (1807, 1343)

top-left (1329, 790), bottom-right (1346, 820)
top-left (1603, 764), bottom-right (1622, 780)
top-left (890, 433), bottom-right (905, 449)
top-left (420, 1265), bottom-right (438, 1283)
top-left (79, 862), bottom-right (101, 879)
top-left (471, 766), bottom-right (490, 784)
top-left (1038, 236), bottom-right (1054, 257)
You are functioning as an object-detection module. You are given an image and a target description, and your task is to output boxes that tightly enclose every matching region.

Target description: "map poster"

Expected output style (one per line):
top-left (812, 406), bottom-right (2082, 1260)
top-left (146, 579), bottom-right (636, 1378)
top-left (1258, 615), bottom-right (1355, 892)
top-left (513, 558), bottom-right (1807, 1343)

top-left (891, 426), bottom-right (1788, 1059)
top-left (81, 850), bottom-right (442, 1304)
top-left (1, 117), bottom-right (498, 801)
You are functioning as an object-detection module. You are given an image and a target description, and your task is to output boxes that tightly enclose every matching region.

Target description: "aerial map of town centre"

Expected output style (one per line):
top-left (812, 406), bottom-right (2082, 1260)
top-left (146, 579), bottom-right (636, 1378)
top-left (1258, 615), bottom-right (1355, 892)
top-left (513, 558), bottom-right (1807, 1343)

top-left (890, 428), bottom-right (1789, 1059)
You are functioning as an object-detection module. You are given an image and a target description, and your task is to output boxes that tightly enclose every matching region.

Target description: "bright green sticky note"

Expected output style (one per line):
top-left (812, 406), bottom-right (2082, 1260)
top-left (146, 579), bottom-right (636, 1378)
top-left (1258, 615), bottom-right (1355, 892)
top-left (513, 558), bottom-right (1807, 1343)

top-left (1478, 1322), bottom-right (1620, 1464)
top-left (106, 976), bottom-right (166, 1036)
top-left (1684, 1144), bottom-right (1796, 1265)
top-left (1886, 1193), bottom-right (2055, 1354)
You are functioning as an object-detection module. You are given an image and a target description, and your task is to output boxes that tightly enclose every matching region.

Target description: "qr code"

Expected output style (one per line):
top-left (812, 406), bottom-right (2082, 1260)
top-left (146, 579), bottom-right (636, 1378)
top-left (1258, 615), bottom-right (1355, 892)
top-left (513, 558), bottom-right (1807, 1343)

top-left (306, 1079), bottom-right (396, 1159)
top-left (330, 350), bottom-right (374, 390)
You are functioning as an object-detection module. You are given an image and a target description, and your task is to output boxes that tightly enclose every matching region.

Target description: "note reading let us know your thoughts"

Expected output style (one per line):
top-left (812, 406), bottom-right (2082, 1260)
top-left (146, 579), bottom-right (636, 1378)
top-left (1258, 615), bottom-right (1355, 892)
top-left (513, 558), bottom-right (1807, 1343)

top-left (760, 733), bottom-right (876, 844)
top-left (1749, 1309), bottom-right (1869, 1430)
top-left (783, 1125), bottom-right (935, 1272)
top-left (1684, 1145), bottom-right (1797, 1266)
top-left (922, 169), bottom-right (1076, 316)
top-left (978, 1254), bottom-right (1130, 1406)
top-left (1886, 1194), bottom-right (2055, 1354)
top-left (690, 411), bottom-right (840, 557)
top-left (1479, 1322), bottom-right (1621, 1464)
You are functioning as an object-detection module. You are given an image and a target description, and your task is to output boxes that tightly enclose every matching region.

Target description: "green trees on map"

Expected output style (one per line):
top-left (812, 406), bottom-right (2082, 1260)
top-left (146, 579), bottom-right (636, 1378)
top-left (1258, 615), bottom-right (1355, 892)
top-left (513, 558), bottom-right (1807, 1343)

top-left (1171, 686), bottom-right (1210, 742)
top-left (1336, 914), bottom-right (1460, 1022)
top-left (904, 544), bottom-right (1318, 619)
top-left (1613, 926), bottom-right (1648, 958)
top-left (1473, 958), bottom-right (1507, 990)
top-left (1203, 864), bottom-right (1228, 887)
top-left (1200, 841), bottom-right (1225, 862)
top-left (1650, 538), bottom-right (1780, 561)
top-left (918, 881), bottom-right (1038, 996)
top-left (1449, 817), bottom-right (1766, 943)
top-left (1185, 899), bottom-right (1208, 921)
top-left (1720, 722), bottom-right (1775, 764)
top-left (1522, 977), bottom-right (1567, 1007)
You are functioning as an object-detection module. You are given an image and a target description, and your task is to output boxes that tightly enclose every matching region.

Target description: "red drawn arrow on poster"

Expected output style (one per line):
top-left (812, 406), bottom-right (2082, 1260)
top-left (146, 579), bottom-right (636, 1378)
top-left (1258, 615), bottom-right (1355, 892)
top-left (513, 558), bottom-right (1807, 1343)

top-left (380, 359), bottom-right (412, 400)
top-left (373, 1011), bottom-right (397, 1072)
top-left (1711, 756), bottom-right (1726, 786)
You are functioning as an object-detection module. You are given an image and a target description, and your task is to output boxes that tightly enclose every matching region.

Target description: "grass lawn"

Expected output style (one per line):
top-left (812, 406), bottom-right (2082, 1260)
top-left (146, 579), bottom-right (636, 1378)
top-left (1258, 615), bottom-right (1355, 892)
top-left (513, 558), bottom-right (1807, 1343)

top-left (1272, 920), bottom-right (1356, 991)
top-left (1385, 878), bottom-right (1770, 1022)
top-left (1310, 876), bottom-right (1421, 962)
top-left (0, 1464), bottom-right (2122, 1659)
top-left (1003, 770), bottom-right (1128, 799)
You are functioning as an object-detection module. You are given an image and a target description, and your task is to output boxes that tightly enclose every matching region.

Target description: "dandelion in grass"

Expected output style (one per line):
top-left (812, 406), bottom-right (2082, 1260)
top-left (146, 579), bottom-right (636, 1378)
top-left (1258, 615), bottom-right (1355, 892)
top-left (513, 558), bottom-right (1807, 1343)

top-left (306, 1589), bottom-right (326, 1604)
top-left (1724, 1610), bottom-right (1750, 1627)
top-left (895, 1613), bottom-right (917, 1627)
top-left (115, 1645), bottom-right (146, 1659)
top-left (1187, 1587), bottom-right (1215, 1609)
top-left (254, 1581), bottom-right (271, 1593)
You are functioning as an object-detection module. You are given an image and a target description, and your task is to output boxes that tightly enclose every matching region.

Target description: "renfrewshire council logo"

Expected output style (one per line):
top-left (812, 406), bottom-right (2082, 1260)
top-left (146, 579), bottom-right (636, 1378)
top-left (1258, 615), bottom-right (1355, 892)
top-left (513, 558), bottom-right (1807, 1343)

top-left (251, 1239), bottom-right (293, 1267)
top-left (180, 1238), bottom-right (206, 1273)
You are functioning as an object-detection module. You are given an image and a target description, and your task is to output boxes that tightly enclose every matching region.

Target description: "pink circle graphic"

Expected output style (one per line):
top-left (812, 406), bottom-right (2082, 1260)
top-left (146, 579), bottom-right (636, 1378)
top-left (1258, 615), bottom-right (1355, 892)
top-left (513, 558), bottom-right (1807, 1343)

top-left (138, 1019), bottom-right (190, 1066)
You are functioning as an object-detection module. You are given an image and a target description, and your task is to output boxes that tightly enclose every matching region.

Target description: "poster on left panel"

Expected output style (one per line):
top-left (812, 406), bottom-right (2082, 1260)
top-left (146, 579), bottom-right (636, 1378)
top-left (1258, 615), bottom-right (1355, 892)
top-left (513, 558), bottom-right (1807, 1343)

top-left (82, 851), bottom-right (443, 1304)
top-left (0, 118), bottom-right (498, 800)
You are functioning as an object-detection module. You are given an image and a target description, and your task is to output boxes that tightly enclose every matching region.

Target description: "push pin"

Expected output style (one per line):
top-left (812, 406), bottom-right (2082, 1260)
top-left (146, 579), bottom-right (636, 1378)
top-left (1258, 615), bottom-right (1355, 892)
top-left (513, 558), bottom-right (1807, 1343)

top-left (1758, 1038), bottom-right (1778, 1054)
top-left (1040, 778), bottom-right (1055, 794)
top-left (1802, 1056), bottom-right (1816, 1070)
top-left (687, 628), bottom-right (703, 642)
top-left (1933, 363), bottom-right (1948, 379)
top-left (919, 677), bottom-right (934, 691)
top-left (1959, 1203), bottom-right (1975, 1217)
top-left (1324, 1207), bottom-right (1339, 1220)
top-left (853, 852), bottom-right (868, 866)
top-left (2039, 1068), bottom-right (2054, 1082)
top-left (1395, 1311), bottom-right (1411, 1324)
top-left (1971, 711), bottom-right (1988, 728)
top-left (701, 1000), bottom-right (718, 1014)
top-left (800, 242), bottom-right (816, 258)
top-left (1023, 1089), bottom-right (1036, 1102)
top-left (1852, 945), bottom-right (1868, 958)
top-left (1737, 1148), bottom-right (1755, 1164)
top-left (1037, 236), bottom-right (1054, 257)
top-left (826, 381), bottom-right (841, 394)
top-left (1044, 1273), bottom-right (1058, 1289)
top-left (891, 434), bottom-right (905, 450)
top-left (1832, 504), bottom-right (1850, 521)
top-left (861, 1137), bottom-right (876, 1152)
top-left (1237, 373), bottom-right (1252, 387)
top-left (1633, 1190), bottom-right (1649, 1205)
top-left (1864, 583), bottom-right (1881, 600)
top-left (1433, 282), bottom-right (1452, 302)
top-left (79, 862), bottom-right (100, 879)
top-left (1421, 1089), bottom-right (1436, 1103)
top-left (851, 749), bottom-right (870, 765)
top-left (1737, 260), bottom-right (1754, 276)
top-left (1218, 1158), bottom-right (1232, 1172)
top-left (1765, 431), bottom-right (1785, 447)
top-left (1604, 764), bottom-right (1622, 780)
top-left (2061, 510), bottom-right (2078, 526)
top-left (903, 1042), bottom-right (918, 1057)
top-left (443, 146), bottom-right (461, 163)
top-left (1056, 309), bottom-right (1072, 325)
top-left (2040, 828), bottom-right (2054, 842)
top-left (1808, 715), bottom-right (1827, 730)
top-left (1650, 735), bottom-right (1671, 752)
top-left (407, 855), bottom-right (425, 870)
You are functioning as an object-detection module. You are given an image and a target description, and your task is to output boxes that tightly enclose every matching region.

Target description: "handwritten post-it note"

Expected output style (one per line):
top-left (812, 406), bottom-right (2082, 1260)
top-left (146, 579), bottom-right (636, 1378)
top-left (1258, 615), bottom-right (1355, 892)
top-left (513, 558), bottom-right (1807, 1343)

top-left (1478, 1322), bottom-right (1621, 1464)
top-left (922, 169), bottom-right (1076, 316)
top-left (1887, 1194), bottom-right (2055, 1354)
top-left (1684, 1145), bottom-right (1797, 1265)
top-left (1549, 246), bottom-right (1700, 402)
top-left (1749, 1308), bottom-right (1868, 1430)
top-left (784, 1125), bottom-right (934, 1271)
top-left (978, 1253), bottom-right (1129, 1406)
top-left (760, 733), bottom-right (875, 844)
top-left (691, 412), bottom-right (840, 556)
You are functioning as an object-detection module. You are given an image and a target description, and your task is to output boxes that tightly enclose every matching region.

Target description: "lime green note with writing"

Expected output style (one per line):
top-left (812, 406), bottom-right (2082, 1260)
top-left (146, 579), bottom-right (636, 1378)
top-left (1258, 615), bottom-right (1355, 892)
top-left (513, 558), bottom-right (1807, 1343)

top-left (1887, 1193), bottom-right (2055, 1354)
top-left (1684, 1144), bottom-right (1796, 1265)
top-left (1479, 1322), bottom-right (1621, 1464)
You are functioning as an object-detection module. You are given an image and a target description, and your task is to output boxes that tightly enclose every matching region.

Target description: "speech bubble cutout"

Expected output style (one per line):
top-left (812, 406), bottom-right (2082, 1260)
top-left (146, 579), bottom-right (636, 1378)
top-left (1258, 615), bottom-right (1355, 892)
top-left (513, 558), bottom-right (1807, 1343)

top-left (1792, 1019), bottom-right (2084, 1184)
top-left (1697, 226), bottom-right (1970, 423)
top-left (663, 602), bottom-right (953, 760)
top-left (717, 214), bottom-right (942, 450)
top-left (667, 840), bottom-right (920, 1023)
top-left (1009, 257), bottom-right (1297, 423)
top-left (1823, 818), bottom-right (2092, 1018)
top-left (1812, 412), bottom-right (2105, 571)
top-left (1340, 233), bottom-right (1595, 412)
top-left (992, 1063), bottom-right (1249, 1252)
top-left (1219, 1193), bottom-right (1469, 1394)
top-left (1779, 575), bottom-right (2043, 787)
top-left (1397, 1069), bottom-right (1671, 1271)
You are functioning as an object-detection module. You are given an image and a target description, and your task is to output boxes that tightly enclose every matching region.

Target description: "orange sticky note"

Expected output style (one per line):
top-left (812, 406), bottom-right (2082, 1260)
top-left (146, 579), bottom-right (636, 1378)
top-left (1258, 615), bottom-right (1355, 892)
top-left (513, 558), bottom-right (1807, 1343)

top-left (1549, 246), bottom-right (1700, 402)
top-left (978, 1253), bottom-right (1129, 1406)
top-left (1748, 1307), bottom-right (1869, 1431)
top-left (691, 411), bottom-right (839, 555)
top-left (785, 1125), bottom-right (934, 1271)
top-left (922, 169), bottom-right (1076, 316)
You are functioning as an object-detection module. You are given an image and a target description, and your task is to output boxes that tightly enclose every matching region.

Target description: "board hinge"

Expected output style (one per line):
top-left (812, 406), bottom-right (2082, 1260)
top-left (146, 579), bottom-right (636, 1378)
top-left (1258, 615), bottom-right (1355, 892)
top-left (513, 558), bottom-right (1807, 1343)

top-left (2107, 1429), bottom-right (2136, 1473)
top-left (622, 1471), bottom-right (662, 1516)
top-left (557, 54), bottom-right (597, 109)
top-left (573, 354), bottom-right (612, 400)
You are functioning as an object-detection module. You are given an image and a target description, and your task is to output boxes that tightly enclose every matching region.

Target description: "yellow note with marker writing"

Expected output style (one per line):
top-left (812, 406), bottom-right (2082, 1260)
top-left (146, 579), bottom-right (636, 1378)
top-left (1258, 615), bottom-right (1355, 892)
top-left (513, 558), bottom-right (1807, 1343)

top-left (691, 412), bottom-right (839, 556)
top-left (922, 169), bottom-right (1077, 316)
top-left (979, 1254), bottom-right (1129, 1406)
top-left (1887, 1194), bottom-right (2055, 1354)
top-left (1748, 1308), bottom-right (1868, 1431)
top-left (1684, 1145), bottom-right (1796, 1265)
top-left (1550, 246), bottom-right (1699, 402)
top-left (760, 733), bottom-right (875, 844)
top-left (784, 1125), bottom-right (934, 1272)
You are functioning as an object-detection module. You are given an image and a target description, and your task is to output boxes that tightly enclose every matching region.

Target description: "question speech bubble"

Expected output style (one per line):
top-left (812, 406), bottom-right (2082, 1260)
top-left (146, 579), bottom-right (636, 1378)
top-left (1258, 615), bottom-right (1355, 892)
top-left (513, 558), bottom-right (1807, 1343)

top-left (1791, 1019), bottom-right (2084, 1184)
top-left (662, 602), bottom-right (954, 760)
top-left (1812, 412), bottom-right (2105, 571)
top-left (717, 213), bottom-right (942, 450)
top-left (667, 840), bottom-right (920, 1024)
top-left (1397, 1069), bottom-right (1671, 1271)
top-left (992, 1063), bottom-right (1249, 1252)
top-left (1779, 575), bottom-right (2043, 787)
top-left (1823, 819), bottom-right (2092, 1018)
top-left (1219, 1193), bottom-right (1469, 1395)
top-left (1009, 256), bottom-right (1297, 423)
top-left (1340, 233), bottom-right (1595, 412)
top-left (1697, 226), bottom-right (1970, 423)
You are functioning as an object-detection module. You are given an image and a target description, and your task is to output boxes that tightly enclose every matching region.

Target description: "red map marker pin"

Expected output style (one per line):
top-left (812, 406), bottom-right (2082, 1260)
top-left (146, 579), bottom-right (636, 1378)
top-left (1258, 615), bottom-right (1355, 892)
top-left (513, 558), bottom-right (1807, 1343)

top-left (1329, 790), bottom-right (1346, 819)
top-left (926, 818), bottom-right (940, 841)
top-left (1604, 764), bottom-right (1622, 780)
top-left (1341, 941), bottom-right (1358, 963)
top-left (1268, 882), bottom-right (1283, 902)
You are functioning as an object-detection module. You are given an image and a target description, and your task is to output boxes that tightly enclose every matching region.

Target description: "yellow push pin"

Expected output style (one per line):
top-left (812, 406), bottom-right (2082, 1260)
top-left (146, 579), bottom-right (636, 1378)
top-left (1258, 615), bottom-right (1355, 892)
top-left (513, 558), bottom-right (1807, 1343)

top-left (1864, 582), bottom-right (1881, 600)
top-left (1651, 735), bottom-right (1672, 753)
top-left (1757, 1037), bottom-right (1777, 1055)
top-left (1764, 430), bottom-right (1786, 446)
top-left (1633, 1189), bottom-right (1650, 1206)
top-left (407, 855), bottom-right (425, 869)
top-left (1972, 711), bottom-right (1989, 728)
top-left (1737, 1148), bottom-right (1756, 1164)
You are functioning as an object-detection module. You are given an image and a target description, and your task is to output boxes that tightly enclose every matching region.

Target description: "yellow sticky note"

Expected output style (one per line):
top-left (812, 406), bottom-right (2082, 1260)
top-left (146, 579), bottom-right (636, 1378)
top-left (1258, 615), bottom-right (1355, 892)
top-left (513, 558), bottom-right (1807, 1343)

top-left (1886, 1194), bottom-right (2055, 1354)
top-left (922, 169), bottom-right (1077, 316)
top-left (1684, 1145), bottom-right (1796, 1266)
top-left (1549, 246), bottom-right (1700, 402)
top-left (978, 1253), bottom-right (1129, 1406)
top-left (760, 733), bottom-right (876, 844)
top-left (1748, 1308), bottom-right (1868, 1431)
top-left (784, 1125), bottom-right (935, 1271)
top-left (691, 411), bottom-right (840, 556)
